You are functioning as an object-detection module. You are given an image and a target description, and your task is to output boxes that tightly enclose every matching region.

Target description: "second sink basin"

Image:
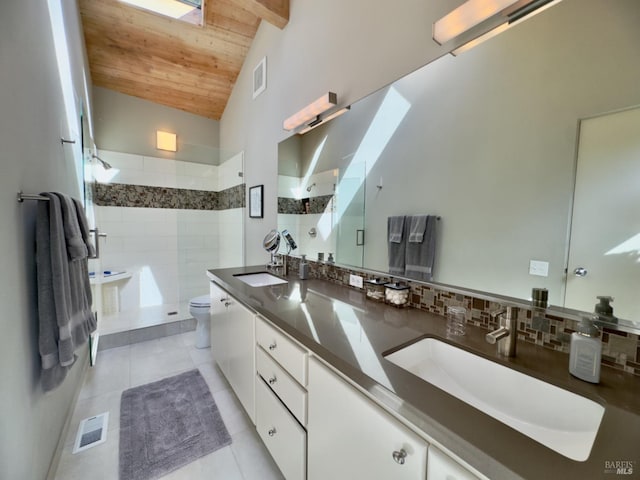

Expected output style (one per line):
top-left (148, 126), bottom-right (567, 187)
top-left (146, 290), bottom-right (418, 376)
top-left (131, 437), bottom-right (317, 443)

top-left (384, 338), bottom-right (604, 461)
top-left (234, 272), bottom-right (288, 287)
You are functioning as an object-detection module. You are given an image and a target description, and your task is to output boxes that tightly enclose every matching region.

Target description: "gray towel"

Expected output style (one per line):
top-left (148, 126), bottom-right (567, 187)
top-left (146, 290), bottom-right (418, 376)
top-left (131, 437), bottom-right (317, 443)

top-left (57, 193), bottom-right (88, 260)
top-left (387, 216), bottom-right (407, 275)
top-left (37, 193), bottom-right (96, 392)
top-left (72, 197), bottom-right (96, 258)
top-left (408, 215), bottom-right (428, 243)
top-left (388, 216), bottom-right (405, 243)
top-left (405, 215), bottom-right (437, 281)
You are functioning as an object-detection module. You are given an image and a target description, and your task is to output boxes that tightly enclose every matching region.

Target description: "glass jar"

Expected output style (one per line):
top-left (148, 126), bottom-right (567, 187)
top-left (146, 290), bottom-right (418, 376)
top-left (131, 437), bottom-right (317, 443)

top-left (365, 278), bottom-right (388, 302)
top-left (446, 306), bottom-right (467, 336)
top-left (384, 282), bottom-right (410, 308)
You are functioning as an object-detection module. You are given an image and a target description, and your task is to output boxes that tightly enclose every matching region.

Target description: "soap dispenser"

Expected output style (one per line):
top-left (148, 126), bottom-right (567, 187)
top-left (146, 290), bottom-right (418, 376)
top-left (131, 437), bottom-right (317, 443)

top-left (569, 315), bottom-right (602, 383)
top-left (299, 254), bottom-right (309, 280)
top-left (595, 296), bottom-right (616, 323)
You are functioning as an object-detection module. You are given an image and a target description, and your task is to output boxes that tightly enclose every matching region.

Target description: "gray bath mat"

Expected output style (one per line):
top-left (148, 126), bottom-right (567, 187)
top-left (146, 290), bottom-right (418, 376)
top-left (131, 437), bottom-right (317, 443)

top-left (119, 369), bottom-right (231, 480)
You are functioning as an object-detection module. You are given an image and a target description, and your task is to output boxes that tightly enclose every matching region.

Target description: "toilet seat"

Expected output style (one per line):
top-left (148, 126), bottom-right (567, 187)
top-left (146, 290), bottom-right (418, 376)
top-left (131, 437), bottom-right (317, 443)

top-left (189, 295), bottom-right (211, 308)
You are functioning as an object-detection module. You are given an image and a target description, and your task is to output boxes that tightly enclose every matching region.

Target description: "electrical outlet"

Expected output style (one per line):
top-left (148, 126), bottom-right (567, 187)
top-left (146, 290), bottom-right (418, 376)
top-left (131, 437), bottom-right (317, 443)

top-left (529, 260), bottom-right (549, 277)
top-left (349, 274), bottom-right (363, 288)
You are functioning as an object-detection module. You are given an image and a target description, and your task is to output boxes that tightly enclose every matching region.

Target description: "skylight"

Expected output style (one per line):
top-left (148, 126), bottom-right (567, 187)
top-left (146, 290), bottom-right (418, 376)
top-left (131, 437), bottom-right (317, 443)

top-left (120, 0), bottom-right (204, 26)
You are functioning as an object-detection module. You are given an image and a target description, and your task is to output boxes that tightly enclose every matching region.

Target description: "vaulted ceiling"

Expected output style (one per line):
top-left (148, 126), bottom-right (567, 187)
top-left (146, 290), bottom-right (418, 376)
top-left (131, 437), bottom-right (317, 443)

top-left (79, 0), bottom-right (289, 120)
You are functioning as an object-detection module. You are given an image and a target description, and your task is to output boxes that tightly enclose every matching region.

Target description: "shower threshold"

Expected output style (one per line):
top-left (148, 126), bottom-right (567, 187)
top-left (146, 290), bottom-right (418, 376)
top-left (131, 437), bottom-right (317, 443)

top-left (97, 302), bottom-right (196, 351)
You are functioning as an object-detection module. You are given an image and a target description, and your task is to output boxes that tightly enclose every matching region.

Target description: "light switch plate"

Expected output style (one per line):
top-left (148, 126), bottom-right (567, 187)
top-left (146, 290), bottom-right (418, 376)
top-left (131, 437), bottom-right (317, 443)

top-left (529, 260), bottom-right (549, 277)
top-left (349, 274), bottom-right (363, 288)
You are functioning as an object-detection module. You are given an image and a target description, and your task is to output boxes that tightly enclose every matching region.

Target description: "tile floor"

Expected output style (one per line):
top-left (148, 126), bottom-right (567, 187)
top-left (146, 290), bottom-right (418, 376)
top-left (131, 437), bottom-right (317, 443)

top-left (54, 332), bottom-right (284, 480)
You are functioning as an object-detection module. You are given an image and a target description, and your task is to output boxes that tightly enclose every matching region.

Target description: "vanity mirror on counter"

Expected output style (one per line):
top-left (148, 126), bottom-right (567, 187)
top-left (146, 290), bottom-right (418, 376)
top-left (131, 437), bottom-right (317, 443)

top-left (277, 0), bottom-right (640, 333)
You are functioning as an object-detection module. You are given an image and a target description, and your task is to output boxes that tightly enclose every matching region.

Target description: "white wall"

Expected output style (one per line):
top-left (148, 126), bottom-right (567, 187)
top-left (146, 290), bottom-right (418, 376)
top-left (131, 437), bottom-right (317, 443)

top-left (220, 0), bottom-right (459, 265)
top-left (93, 86), bottom-right (222, 165)
top-left (0, 1), bottom-right (94, 479)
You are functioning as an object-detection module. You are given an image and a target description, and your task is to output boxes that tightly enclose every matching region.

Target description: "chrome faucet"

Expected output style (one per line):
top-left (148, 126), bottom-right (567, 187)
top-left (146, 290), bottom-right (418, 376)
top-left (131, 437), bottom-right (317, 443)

top-left (486, 305), bottom-right (519, 356)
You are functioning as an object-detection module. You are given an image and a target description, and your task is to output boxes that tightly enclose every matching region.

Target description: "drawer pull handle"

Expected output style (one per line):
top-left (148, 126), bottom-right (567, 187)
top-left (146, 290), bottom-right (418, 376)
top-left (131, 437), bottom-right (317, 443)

top-left (392, 449), bottom-right (407, 465)
top-left (219, 297), bottom-right (228, 302)
top-left (268, 428), bottom-right (277, 437)
top-left (268, 342), bottom-right (277, 351)
top-left (224, 302), bottom-right (232, 307)
top-left (268, 376), bottom-right (277, 385)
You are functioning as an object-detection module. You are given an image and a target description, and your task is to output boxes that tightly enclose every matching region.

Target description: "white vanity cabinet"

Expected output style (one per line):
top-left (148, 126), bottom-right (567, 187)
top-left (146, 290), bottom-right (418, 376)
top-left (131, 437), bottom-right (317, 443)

top-left (307, 357), bottom-right (428, 480)
top-left (209, 283), bottom-right (255, 423)
top-left (209, 282), bottom-right (229, 370)
top-left (255, 315), bottom-right (309, 480)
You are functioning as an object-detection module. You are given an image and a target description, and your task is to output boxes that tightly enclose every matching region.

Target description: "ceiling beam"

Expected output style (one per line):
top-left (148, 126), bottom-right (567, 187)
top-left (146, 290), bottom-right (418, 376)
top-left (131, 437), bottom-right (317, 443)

top-left (234, 0), bottom-right (289, 29)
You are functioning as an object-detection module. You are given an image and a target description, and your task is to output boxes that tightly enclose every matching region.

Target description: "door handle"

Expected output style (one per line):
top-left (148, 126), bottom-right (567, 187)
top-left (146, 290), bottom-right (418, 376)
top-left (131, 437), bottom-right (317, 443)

top-left (89, 228), bottom-right (107, 259)
top-left (574, 267), bottom-right (588, 277)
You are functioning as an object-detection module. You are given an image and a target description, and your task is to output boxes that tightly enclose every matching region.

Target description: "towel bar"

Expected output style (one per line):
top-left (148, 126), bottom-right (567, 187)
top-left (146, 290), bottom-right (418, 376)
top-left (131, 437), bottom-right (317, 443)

top-left (17, 192), bottom-right (50, 202)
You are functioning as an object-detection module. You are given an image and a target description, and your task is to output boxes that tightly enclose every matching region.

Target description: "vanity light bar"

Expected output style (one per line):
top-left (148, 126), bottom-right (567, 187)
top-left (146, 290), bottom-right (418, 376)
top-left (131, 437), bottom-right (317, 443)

top-left (450, 0), bottom-right (561, 55)
top-left (297, 106), bottom-right (351, 135)
top-left (433, 0), bottom-right (524, 45)
top-left (283, 92), bottom-right (337, 131)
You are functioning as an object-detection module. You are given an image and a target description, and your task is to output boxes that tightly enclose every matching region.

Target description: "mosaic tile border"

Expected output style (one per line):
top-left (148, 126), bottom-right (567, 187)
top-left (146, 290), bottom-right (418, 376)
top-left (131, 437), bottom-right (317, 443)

top-left (278, 195), bottom-right (333, 214)
top-left (94, 183), bottom-right (245, 210)
top-left (285, 255), bottom-right (640, 377)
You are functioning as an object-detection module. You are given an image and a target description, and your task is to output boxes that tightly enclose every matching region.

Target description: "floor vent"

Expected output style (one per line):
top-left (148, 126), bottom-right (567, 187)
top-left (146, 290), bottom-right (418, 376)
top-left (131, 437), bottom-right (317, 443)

top-left (73, 412), bottom-right (109, 454)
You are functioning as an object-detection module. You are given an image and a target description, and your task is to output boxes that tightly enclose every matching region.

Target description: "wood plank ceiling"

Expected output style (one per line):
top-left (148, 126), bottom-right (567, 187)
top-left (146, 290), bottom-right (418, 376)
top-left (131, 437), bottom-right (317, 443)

top-left (79, 0), bottom-right (289, 119)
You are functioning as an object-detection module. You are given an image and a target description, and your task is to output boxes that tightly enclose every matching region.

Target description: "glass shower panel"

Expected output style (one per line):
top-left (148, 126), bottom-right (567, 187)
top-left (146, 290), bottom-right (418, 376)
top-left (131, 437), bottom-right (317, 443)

top-left (335, 160), bottom-right (366, 268)
top-left (176, 148), bottom-right (245, 303)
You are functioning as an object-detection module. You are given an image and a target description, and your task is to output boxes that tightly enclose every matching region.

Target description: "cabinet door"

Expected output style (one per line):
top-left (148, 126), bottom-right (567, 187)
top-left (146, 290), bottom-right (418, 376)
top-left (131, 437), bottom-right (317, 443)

top-left (223, 296), bottom-right (256, 424)
top-left (427, 446), bottom-right (479, 480)
top-left (209, 282), bottom-right (229, 371)
top-left (308, 357), bottom-right (428, 480)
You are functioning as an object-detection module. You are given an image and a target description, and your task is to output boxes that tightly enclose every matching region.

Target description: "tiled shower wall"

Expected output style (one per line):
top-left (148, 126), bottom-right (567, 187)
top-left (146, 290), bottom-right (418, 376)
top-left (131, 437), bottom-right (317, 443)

top-left (277, 170), bottom-right (337, 258)
top-left (91, 150), bottom-right (244, 311)
top-left (285, 256), bottom-right (640, 377)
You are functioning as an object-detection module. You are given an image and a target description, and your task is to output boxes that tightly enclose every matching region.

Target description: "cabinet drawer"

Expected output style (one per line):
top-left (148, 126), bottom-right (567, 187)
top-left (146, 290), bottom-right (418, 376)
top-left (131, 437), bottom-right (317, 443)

top-left (256, 316), bottom-right (308, 386)
top-left (256, 378), bottom-right (307, 480)
top-left (257, 346), bottom-right (307, 426)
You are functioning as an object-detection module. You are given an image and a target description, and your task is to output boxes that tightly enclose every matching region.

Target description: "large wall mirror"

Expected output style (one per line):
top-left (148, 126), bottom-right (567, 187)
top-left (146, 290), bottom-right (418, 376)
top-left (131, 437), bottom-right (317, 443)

top-left (277, 0), bottom-right (640, 331)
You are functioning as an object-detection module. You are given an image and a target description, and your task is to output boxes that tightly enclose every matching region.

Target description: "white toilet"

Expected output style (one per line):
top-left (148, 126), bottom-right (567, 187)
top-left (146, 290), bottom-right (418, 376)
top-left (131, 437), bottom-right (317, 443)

top-left (189, 295), bottom-right (212, 349)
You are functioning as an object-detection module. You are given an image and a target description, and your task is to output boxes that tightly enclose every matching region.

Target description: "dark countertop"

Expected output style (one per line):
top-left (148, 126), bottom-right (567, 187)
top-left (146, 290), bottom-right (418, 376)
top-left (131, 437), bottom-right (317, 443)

top-left (207, 266), bottom-right (640, 480)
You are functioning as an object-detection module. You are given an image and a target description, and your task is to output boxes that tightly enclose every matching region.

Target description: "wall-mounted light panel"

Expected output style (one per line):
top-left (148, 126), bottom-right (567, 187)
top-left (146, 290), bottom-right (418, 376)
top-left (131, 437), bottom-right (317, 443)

top-left (156, 130), bottom-right (177, 152)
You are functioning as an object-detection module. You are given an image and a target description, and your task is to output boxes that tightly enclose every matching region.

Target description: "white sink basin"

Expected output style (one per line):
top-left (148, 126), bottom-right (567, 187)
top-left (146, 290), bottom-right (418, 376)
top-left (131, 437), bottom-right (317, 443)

top-left (234, 272), bottom-right (288, 287)
top-left (384, 338), bottom-right (604, 461)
